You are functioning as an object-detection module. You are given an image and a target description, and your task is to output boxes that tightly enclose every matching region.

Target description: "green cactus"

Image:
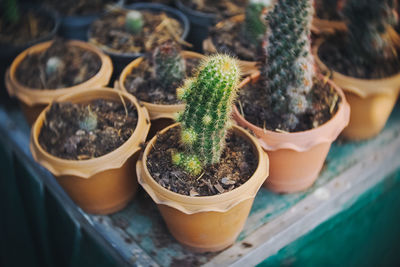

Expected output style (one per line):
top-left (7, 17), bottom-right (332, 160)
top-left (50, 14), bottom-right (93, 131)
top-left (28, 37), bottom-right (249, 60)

top-left (153, 40), bottom-right (186, 89)
top-left (173, 54), bottom-right (240, 175)
top-left (243, 0), bottom-right (270, 45)
top-left (46, 57), bottom-right (64, 76)
top-left (79, 106), bottom-right (98, 132)
top-left (125, 10), bottom-right (144, 34)
top-left (343, 0), bottom-right (398, 64)
top-left (2, 0), bottom-right (20, 24)
top-left (261, 0), bottom-right (315, 131)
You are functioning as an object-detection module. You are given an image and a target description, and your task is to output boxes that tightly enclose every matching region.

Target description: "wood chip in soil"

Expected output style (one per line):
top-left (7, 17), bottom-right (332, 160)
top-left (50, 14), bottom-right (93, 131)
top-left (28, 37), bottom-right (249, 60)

top-left (39, 99), bottom-right (138, 160)
top-left (146, 126), bottom-right (258, 196)
top-left (237, 77), bottom-right (340, 132)
top-left (89, 10), bottom-right (183, 55)
top-left (123, 56), bottom-right (200, 104)
top-left (16, 38), bottom-right (101, 89)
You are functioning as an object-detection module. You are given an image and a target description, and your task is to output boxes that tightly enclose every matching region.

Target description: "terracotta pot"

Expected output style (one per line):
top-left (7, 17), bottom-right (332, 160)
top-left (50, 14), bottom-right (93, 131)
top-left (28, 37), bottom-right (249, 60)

top-left (137, 123), bottom-right (269, 252)
top-left (118, 50), bottom-right (203, 136)
top-left (313, 39), bottom-right (400, 140)
top-left (5, 40), bottom-right (113, 125)
top-left (311, 17), bottom-right (346, 36)
top-left (232, 73), bottom-right (350, 193)
top-left (30, 88), bottom-right (150, 214)
top-left (203, 14), bottom-right (258, 76)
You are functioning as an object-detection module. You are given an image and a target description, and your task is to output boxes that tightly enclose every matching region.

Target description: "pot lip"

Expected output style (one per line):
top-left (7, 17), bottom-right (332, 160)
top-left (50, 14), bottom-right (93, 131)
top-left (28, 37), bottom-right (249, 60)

top-left (233, 72), bottom-right (351, 152)
top-left (118, 50), bottom-right (205, 115)
top-left (30, 87), bottom-right (150, 178)
top-left (87, 2), bottom-right (190, 58)
top-left (313, 38), bottom-right (400, 97)
top-left (137, 122), bottom-right (269, 211)
top-left (7, 39), bottom-right (113, 106)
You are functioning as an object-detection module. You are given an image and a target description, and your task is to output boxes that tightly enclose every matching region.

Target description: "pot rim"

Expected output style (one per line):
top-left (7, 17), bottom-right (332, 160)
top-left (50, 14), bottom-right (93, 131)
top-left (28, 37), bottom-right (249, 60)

top-left (313, 38), bottom-right (400, 97)
top-left (233, 72), bottom-right (351, 152)
top-left (118, 50), bottom-right (205, 119)
top-left (6, 40), bottom-right (113, 106)
top-left (30, 87), bottom-right (150, 178)
top-left (137, 123), bottom-right (269, 214)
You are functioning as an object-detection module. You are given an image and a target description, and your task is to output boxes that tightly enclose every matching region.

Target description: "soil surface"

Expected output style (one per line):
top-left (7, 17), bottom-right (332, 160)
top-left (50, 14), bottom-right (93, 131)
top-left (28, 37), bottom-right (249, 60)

top-left (16, 39), bottom-right (101, 89)
top-left (314, 0), bottom-right (342, 21)
top-left (124, 56), bottom-right (200, 104)
top-left (147, 126), bottom-right (258, 196)
top-left (318, 34), bottom-right (400, 79)
top-left (181, 0), bottom-right (247, 20)
top-left (237, 77), bottom-right (340, 132)
top-left (39, 99), bottom-right (138, 160)
top-left (207, 19), bottom-right (260, 61)
top-left (89, 10), bottom-right (183, 54)
top-left (44, 0), bottom-right (115, 16)
top-left (0, 9), bottom-right (54, 46)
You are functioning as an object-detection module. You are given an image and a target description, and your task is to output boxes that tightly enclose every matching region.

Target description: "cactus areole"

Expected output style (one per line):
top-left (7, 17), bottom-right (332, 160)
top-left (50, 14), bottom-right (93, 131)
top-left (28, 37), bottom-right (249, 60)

top-left (173, 55), bottom-right (240, 175)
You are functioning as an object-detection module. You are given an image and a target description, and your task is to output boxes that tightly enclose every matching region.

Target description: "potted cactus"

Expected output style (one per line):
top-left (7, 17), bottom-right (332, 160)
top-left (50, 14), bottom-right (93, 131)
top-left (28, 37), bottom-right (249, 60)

top-left (136, 54), bottom-right (269, 252)
top-left (118, 40), bottom-right (203, 136)
top-left (312, 0), bottom-right (346, 35)
top-left (233, 0), bottom-right (350, 193)
top-left (314, 0), bottom-right (400, 140)
top-left (203, 0), bottom-right (272, 62)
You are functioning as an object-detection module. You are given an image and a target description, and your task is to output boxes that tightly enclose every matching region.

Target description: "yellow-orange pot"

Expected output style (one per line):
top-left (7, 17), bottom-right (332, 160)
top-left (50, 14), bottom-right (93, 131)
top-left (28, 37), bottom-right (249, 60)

top-left (314, 39), bottom-right (400, 140)
top-left (233, 73), bottom-right (350, 193)
top-left (6, 40), bottom-right (113, 125)
top-left (30, 88), bottom-right (150, 214)
top-left (137, 123), bottom-right (269, 252)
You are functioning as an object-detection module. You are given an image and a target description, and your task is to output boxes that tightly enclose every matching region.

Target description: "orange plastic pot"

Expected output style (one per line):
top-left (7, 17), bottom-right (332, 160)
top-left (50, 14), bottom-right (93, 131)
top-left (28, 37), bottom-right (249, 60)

top-left (137, 123), bottom-right (269, 252)
top-left (233, 73), bottom-right (350, 193)
top-left (5, 40), bottom-right (113, 125)
top-left (314, 39), bottom-right (400, 140)
top-left (118, 51), bottom-right (204, 136)
top-left (30, 88), bottom-right (150, 214)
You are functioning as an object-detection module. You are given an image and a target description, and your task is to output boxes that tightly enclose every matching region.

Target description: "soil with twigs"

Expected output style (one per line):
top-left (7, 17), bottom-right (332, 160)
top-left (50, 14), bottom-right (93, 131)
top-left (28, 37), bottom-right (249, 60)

top-left (39, 99), bottom-right (138, 160)
top-left (43, 0), bottom-right (115, 16)
top-left (89, 9), bottom-right (184, 55)
top-left (16, 39), bottom-right (101, 89)
top-left (182, 0), bottom-right (247, 20)
top-left (147, 126), bottom-right (258, 196)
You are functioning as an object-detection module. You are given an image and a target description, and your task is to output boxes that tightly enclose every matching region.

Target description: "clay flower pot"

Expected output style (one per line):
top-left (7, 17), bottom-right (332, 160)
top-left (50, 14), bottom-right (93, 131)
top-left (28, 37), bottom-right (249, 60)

top-left (137, 123), bottom-right (269, 252)
top-left (313, 39), bottom-right (400, 140)
top-left (118, 50), bottom-right (204, 136)
top-left (232, 73), bottom-right (350, 193)
top-left (5, 40), bottom-right (113, 125)
top-left (30, 88), bottom-right (150, 214)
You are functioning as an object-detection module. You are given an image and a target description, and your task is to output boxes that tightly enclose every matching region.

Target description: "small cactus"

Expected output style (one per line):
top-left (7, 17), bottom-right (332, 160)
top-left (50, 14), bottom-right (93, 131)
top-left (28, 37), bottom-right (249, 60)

top-left (153, 40), bottom-right (186, 89)
top-left (244, 0), bottom-right (271, 45)
top-left (79, 106), bottom-right (98, 132)
top-left (125, 10), bottom-right (144, 34)
top-left (173, 54), bottom-right (240, 175)
top-left (46, 57), bottom-right (64, 76)
top-left (261, 0), bottom-right (315, 131)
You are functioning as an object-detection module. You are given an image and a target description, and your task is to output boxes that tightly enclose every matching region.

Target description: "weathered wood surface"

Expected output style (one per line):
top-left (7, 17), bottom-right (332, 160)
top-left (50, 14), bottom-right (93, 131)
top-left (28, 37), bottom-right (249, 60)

top-left (0, 103), bottom-right (399, 267)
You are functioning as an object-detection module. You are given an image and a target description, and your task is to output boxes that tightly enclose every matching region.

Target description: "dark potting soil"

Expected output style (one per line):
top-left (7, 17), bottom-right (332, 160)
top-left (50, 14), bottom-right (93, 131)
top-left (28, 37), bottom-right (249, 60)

top-left (318, 34), bottom-right (400, 79)
top-left (124, 56), bottom-right (200, 104)
top-left (39, 99), bottom-right (138, 160)
top-left (207, 18), bottom-right (261, 61)
top-left (0, 10), bottom-right (54, 46)
top-left (314, 0), bottom-right (342, 21)
top-left (147, 126), bottom-right (258, 196)
top-left (16, 39), bottom-right (101, 89)
top-left (89, 10), bottom-right (183, 54)
top-left (238, 77), bottom-right (340, 132)
top-left (44, 0), bottom-right (114, 16)
top-left (182, 0), bottom-right (246, 20)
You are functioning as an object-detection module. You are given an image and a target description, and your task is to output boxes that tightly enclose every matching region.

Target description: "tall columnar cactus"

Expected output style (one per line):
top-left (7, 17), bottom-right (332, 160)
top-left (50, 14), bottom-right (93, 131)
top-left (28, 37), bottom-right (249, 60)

top-left (125, 10), bottom-right (144, 34)
top-left (172, 55), bottom-right (240, 175)
top-left (343, 0), bottom-right (398, 63)
top-left (153, 41), bottom-right (186, 89)
top-left (2, 0), bottom-right (20, 24)
top-left (244, 0), bottom-right (270, 45)
top-left (262, 0), bottom-right (315, 131)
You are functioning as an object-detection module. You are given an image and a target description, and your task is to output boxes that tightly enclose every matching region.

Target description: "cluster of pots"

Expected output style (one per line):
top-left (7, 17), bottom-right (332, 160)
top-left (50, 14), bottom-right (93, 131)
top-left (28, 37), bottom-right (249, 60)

top-left (3, 1), bottom-right (399, 253)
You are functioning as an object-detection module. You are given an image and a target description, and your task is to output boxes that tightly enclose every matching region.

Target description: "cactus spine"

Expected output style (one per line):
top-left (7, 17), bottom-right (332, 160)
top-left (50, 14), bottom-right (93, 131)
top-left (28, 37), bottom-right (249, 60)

top-left (153, 41), bottom-right (186, 89)
top-left (173, 55), bottom-right (240, 175)
top-left (244, 0), bottom-right (270, 45)
top-left (125, 10), bottom-right (144, 34)
top-left (262, 0), bottom-right (315, 131)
